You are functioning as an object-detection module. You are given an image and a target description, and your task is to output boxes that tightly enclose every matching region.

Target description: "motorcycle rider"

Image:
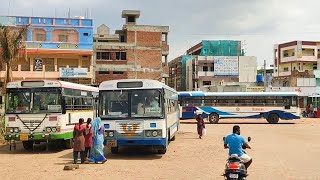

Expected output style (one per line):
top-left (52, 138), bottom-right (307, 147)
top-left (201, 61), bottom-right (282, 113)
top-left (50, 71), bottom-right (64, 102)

top-left (224, 125), bottom-right (252, 169)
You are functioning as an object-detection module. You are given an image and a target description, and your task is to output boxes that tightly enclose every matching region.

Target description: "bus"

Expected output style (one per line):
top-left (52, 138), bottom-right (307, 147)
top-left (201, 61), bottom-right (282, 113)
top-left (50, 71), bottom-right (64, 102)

top-left (178, 91), bottom-right (300, 124)
top-left (5, 80), bottom-right (98, 150)
top-left (99, 79), bottom-right (179, 154)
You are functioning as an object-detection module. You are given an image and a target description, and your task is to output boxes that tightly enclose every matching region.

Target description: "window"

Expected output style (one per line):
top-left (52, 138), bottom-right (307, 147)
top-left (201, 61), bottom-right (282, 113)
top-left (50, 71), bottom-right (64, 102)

top-left (162, 33), bottom-right (167, 42)
top-left (58, 34), bottom-right (68, 42)
top-left (210, 66), bottom-right (214, 71)
top-left (120, 35), bottom-right (125, 42)
top-left (116, 52), bottom-right (126, 60)
top-left (128, 16), bottom-right (135, 23)
top-left (36, 33), bottom-right (46, 41)
top-left (96, 52), bottom-right (111, 60)
top-left (98, 40), bottom-right (109, 42)
top-left (284, 67), bottom-right (289, 71)
top-left (98, 71), bottom-right (110, 74)
top-left (203, 66), bottom-right (208, 71)
top-left (203, 81), bottom-right (211, 86)
top-left (83, 33), bottom-right (89, 36)
top-left (113, 71), bottom-right (124, 75)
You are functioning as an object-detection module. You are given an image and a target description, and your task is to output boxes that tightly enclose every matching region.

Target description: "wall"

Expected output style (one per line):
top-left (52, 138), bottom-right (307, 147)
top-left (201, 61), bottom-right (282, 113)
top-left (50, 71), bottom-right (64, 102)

top-left (238, 56), bottom-right (257, 82)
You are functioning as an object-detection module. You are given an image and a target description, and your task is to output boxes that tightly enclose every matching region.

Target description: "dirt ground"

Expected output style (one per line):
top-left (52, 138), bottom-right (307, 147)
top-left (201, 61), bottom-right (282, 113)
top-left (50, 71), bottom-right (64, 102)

top-left (1, 118), bottom-right (320, 180)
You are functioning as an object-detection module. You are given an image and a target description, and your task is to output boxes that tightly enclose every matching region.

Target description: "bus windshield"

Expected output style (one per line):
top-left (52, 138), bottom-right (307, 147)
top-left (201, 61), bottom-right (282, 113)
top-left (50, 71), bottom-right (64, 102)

top-left (6, 88), bottom-right (62, 114)
top-left (100, 89), bottom-right (163, 119)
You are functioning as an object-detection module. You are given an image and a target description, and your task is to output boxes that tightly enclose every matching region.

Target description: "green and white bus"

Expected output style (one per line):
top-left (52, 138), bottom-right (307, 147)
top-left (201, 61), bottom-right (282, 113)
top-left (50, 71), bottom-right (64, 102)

top-left (5, 80), bottom-right (98, 150)
top-left (99, 79), bottom-right (179, 154)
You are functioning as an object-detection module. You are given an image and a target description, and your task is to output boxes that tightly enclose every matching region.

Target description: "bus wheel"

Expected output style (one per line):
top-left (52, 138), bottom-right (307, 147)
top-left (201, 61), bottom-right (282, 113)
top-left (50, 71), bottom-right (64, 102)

top-left (171, 135), bottom-right (176, 141)
top-left (22, 141), bottom-right (34, 150)
top-left (158, 147), bottom-right (167, 154)
top-left (111, 147), bottom-right (119, 154)
top-left (209, 113), bottom-right (219, 124)
top-left (65, 139), bottom-right (74, 149)
top-left (267, 113), bottom-right (279, 124)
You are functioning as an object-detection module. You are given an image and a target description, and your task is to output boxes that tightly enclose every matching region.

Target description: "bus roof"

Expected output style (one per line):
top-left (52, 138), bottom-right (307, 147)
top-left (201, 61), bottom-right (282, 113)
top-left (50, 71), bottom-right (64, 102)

top-left (178, 91), bottom-right (299, 97)
top-left (99, 79), bottom-right (176, 92)
top-left (7, 80), bottom-right (99, 92)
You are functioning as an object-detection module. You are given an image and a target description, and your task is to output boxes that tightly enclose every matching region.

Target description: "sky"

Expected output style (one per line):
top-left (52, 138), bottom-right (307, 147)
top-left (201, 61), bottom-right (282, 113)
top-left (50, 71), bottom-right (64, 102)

top-left (1, 0), bottom-right (320, 67)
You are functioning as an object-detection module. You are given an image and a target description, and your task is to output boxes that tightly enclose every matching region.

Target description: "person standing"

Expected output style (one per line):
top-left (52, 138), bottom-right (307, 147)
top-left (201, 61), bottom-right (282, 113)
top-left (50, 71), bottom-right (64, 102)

top-left (84, 118), bottom-right (93, 160)
top-left (89, 117), bottom-right (107, 164)
top-left (73, 118), bottom-right (86, 164)
top-left (195, 110), bottom-right (205, 139)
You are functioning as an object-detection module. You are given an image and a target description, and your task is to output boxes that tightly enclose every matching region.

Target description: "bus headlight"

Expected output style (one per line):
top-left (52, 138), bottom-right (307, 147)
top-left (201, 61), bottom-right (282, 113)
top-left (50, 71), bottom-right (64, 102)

top-left (9, 128), bottom-right (14, 133)
top-left (108, 131), bottom-right (114, 137)
top-left (14, 127), bottom-right (19, 133)
top-left (146, 131), bottom-right (152, 137)
top-left (51, 127), bottom-right (57, 132)
top-left (46, 127), bottom-right (52, 133)
top-left (152, 131), bottom-right (158, 137)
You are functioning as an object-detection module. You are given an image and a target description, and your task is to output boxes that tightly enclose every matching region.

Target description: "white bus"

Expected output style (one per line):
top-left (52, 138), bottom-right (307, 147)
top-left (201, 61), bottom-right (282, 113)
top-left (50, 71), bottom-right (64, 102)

top-left (5, 80), bottom-right (98, 150)
top-left (99, 79), bottom-right (179, 154)
top-left (178, 91), bottom-right (300, 124)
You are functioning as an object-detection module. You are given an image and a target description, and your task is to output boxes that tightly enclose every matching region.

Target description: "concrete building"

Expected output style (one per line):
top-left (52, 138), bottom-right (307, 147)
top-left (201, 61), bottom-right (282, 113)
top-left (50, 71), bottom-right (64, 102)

top-left (186, 55), bottom-right (257, 91)
top-left (273, 41), bottom-right (317, 88)
top-left (0, 15), bottom-right (94, 85)
top-left (168, 56), bottom-right (183, 91)
top-left (93, 10), bottom-right (169, 85)
top-left (271, 41), bottom-right (318, 107)
top-left (168, 40), bottom-right (257, 91)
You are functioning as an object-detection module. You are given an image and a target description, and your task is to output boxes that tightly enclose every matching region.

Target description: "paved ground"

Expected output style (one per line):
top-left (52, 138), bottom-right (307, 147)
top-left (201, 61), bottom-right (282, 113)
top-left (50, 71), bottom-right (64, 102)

top-left (0, 118), bottom-right (320, 180)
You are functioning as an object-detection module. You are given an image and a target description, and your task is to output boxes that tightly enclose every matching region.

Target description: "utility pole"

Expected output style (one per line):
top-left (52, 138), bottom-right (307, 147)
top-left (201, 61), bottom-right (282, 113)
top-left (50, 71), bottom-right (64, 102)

top-left (264, 60), bottom-right (267, 92)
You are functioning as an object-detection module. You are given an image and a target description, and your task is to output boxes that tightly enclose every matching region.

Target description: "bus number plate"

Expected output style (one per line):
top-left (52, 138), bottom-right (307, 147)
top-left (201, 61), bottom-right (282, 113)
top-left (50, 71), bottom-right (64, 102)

top-left (107, 140), bottom-right (117, 147)
top-left (20, 134), bottom-right (29, 141)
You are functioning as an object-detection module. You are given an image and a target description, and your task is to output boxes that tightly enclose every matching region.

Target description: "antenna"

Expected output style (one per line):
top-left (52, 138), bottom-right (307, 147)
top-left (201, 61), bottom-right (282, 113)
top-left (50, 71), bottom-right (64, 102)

top-left (8, 0), bottom-right (11, 15)
top-left (68, 8), bottom-right (71, 18)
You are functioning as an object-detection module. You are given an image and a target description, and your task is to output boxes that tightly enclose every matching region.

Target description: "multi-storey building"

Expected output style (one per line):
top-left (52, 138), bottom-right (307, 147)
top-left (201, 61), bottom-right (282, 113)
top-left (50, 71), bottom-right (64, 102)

top-left (169, 40), bottom-right (257, 91)
top-left (93, 10), bottom-right (169, 85)
top-left (0, 15), bottom-right (94, 84)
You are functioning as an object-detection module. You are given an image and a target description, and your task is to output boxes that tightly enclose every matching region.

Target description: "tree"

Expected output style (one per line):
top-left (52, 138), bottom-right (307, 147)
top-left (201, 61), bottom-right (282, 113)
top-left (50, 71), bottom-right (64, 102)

top-left (0, 24), bottom-right (29, 90)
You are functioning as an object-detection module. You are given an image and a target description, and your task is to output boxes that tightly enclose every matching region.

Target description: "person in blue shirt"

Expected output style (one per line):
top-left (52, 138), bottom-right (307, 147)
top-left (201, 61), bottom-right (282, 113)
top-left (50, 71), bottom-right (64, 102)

top-left (224, 125), bottom-right (252, 169)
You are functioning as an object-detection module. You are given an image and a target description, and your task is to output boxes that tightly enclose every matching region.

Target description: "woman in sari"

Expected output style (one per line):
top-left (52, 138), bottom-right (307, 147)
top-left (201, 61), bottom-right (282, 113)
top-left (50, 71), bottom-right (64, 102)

top-left (89, 117), bottom-right (107, 164)
top-left (195, 110), bottom-right (205, 139)
top-left (73, 118), bottom-right (86, 164)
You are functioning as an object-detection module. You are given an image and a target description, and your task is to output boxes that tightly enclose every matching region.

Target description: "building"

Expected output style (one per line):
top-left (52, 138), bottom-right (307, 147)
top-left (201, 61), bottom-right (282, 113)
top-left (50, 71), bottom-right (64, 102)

top-left (0, 15), bottom-right (94, 85)
top-left (168, 56), bottom-right (183, 91)
top-left (168, 40), bottom-right (257, 91)
top-left (186, 55), bottom-right (257, 91)
top-left (93, 10), bottom-right (169, 85)
top-left (271, 41), bottom-right (318, 107)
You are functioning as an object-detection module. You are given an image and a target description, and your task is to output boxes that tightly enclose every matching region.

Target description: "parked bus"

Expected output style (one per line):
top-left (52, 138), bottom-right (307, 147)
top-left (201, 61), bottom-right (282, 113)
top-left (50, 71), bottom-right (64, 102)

top-left (178, 91), bottom-right (300, 124)
top-left (99, 79), bottom-right (179, 154)
top-left (5, 80), bottom-right (98, 150)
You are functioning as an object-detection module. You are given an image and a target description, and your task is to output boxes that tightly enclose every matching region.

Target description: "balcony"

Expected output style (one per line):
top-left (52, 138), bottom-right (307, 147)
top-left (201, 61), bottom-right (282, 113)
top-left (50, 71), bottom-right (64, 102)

top-left (198, 71), bottom-right (215, 77)
top-left (0, 65), bottom-right (93, 79)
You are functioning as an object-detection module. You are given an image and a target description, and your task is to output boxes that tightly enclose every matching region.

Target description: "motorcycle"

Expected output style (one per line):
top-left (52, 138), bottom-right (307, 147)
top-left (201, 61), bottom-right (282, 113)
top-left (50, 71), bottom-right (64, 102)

top-left (222, 136), bottom-right (251, 180)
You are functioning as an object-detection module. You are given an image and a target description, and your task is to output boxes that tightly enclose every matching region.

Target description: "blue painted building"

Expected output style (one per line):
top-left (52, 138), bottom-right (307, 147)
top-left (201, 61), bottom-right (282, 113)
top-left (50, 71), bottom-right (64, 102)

top-left (0, 16), bottom-right (94, 84)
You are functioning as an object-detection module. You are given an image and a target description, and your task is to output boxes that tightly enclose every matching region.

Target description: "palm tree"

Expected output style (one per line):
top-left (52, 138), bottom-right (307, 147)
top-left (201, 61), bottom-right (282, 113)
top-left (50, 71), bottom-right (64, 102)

top-left (0, 24), bottom-right (29, 90)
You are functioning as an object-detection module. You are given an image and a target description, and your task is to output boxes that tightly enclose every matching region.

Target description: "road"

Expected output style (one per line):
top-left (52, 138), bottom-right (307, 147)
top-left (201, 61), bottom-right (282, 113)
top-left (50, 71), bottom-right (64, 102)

top-left (0, 118), bottom-right (320, 180)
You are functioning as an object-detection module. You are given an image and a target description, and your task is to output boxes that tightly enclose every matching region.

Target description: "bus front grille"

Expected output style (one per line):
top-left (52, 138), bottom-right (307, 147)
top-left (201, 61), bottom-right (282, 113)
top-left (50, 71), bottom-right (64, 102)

top-left (21, 120), bottom-right (43, 131)
top-left (116, 123), bottom-right (143, 135)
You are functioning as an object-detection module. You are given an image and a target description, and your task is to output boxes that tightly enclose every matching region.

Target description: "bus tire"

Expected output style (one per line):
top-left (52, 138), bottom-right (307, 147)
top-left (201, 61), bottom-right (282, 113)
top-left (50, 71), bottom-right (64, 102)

top-left (158, 147), bottom-right (167, 154)
top-left (267, 113), bottom-right (279, 124)
top-left (111, 147), bottom-right (119, 154)
top-left (209, 113), bottom-right (219, 124)
top-left (22, 141), bottom-right (34, 150)
top-left (65, 139), bottom-right (73, 149)
top-left (171, 135), bottom-right (176, 141)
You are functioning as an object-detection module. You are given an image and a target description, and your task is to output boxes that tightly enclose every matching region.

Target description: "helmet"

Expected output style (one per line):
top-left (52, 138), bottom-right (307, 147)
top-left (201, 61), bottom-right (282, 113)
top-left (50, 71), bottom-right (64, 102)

top-left (195, 110), bottom-right (203, 115)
